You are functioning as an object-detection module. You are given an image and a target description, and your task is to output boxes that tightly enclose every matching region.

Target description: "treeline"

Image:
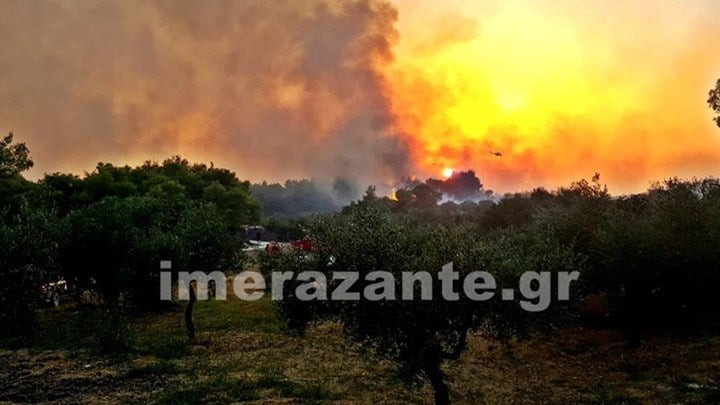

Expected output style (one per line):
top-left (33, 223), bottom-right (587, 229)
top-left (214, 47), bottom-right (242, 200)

top-left (249, 178), bottom-right (368, 241)
top-left (267, 174), bottom-right (720, 404)
top-left (340, 172), bottom-right (720, 326)
top-left (253, 170), bottom-right (495, 239)
top-left (250, 179), bottom-right (350, 218)
top-left (0, 134), bottom-right (261, 338)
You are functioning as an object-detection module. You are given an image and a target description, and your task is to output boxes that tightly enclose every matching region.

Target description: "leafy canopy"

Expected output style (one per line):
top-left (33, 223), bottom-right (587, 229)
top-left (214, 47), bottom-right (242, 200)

top-left (0, 132), bottom-right (33, 178)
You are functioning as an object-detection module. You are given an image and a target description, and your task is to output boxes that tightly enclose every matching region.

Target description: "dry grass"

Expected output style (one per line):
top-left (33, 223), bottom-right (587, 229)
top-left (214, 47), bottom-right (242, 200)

top-left (2, 291), bottom-right (720, 404)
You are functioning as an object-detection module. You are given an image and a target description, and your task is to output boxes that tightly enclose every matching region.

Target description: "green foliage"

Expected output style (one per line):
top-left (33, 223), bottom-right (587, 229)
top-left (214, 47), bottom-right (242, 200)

top-left (77, 307), bottom-right (135, 356)
top-left (0, 175), bottom-right (36, 214)
top-left (0, 136), bottom-right (262, 330)
top-left (141, 335), bottom-right (191, 359)
top-left (193, 298), bottom-right (282, 334)
top-left (596, 179), bottom-right (720, 319)
top-left (267, 192), bottom-right (584, 403)
top-left (262, 214), bottom-right (308, 241)
top-left (0, 202), bottom-right (60, 338)
top-left (709, 78), bottom-right (720, 128)
top-left (41, 156), bottom-right (261, 224)
top-left (0, 133), bottom-right (43, 213)
top-left (462, 227), bottom-right (586, 336)
top-left (390, 170), bottom-right (720, 329)
top-left (0, 132), bottom-right (33, 178)
top-left (61, 196), bottom-right (242, 310)
top-left (0, 135), bottom-right (261, 349)
top-left (154, 374), bottom-right (258, 404)
top-left (267, 174), bottom-right (720, 401)
top-left (517, 176), bottom-right (720, 338)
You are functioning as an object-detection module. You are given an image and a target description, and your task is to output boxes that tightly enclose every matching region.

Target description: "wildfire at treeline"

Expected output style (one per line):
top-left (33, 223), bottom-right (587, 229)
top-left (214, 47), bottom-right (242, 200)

top-left (2, 0), bottom-right (720, 196)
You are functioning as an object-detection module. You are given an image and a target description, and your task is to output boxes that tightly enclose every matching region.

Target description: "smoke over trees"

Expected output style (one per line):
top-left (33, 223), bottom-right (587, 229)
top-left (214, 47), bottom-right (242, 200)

top-left (0, 0), bottom-right (409, 187)
top-left (251, 179), bottom-right (356, 217)
top-left (398, 170), bottom-right (493, 204)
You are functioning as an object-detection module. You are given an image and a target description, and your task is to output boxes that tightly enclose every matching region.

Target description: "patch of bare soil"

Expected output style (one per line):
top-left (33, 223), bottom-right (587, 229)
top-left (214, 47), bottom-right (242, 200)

top-left (0, 350), bottom-right (169, 404)
top-left (449, 327), bottom-right (720, 403)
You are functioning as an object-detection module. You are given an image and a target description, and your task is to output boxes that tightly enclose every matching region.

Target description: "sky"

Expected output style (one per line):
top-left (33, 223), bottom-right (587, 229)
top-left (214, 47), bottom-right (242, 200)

top-left (1, 0), bottom-right (719, 194)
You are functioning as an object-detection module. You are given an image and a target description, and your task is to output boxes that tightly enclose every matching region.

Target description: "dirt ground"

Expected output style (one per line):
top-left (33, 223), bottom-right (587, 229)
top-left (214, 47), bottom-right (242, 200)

top-left (2, 295), bottom-right (720, 404)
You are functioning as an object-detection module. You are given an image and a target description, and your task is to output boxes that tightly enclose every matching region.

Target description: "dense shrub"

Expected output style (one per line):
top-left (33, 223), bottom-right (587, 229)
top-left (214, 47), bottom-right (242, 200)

top-left (593, 180), bottom-right (720, 326)
top-left (0, 203), bottom-right (60, 339)
top-left (61, 196), bottom-right (242, 310)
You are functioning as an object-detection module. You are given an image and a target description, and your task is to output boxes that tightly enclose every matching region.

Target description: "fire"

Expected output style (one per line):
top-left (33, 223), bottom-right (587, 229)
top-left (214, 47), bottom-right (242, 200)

top-left (385, 0), bottom-right (720, 194)
top-left (442, 167), bottom-right (454, 178)
top-left (385, 3), bottom-right (625, 188)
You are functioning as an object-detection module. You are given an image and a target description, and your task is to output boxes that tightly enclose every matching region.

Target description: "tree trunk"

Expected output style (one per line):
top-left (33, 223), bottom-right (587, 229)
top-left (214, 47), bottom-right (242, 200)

top-left (424, 356), bottom-right (450, 405)
top-left (185, 282), bottom-right (196, 343)
top-left (622, 283), bottom-right (644, 348)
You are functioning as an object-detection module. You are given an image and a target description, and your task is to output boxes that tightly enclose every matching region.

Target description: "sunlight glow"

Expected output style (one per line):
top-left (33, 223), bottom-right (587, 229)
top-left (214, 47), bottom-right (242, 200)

top-left (387, 0), bottom-right (720, 193)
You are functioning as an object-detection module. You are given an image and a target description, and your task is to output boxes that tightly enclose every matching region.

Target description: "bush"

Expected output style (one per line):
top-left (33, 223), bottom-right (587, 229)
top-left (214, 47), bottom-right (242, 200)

top-left (531, 177), bottom-right (720, 337)
top-left (61, 196), bottom-right (242, 311)
top-left (0, 203), bottom-right (60, 340)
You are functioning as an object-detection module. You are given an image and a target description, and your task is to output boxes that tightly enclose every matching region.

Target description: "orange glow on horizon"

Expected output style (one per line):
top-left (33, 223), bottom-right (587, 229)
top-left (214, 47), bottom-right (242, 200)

top-left (387, 0), bottom-right (720, 193)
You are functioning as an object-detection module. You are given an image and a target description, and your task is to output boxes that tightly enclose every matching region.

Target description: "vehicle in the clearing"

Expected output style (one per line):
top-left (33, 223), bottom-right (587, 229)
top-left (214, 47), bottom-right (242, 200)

top-left (291, 237), bottom-right (313, 252)
top-left (40, 278), bottom-right (73, 307)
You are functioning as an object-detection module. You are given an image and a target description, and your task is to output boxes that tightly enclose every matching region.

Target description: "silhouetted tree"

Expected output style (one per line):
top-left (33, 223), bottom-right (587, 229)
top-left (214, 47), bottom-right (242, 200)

top-left (709, 78), bottom-right (720, 127)
top-left (0, 203), bottom-right (59, 339)
top-left (427, 170), bottom-right (485, 200)
top-left (0, 132), bottom-right (33, 178)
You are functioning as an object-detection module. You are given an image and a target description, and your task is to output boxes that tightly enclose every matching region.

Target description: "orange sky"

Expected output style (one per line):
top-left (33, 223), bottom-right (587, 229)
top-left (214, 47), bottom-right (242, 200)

top-left (386, 0), bottom-right (720, 193)
top-left (1, 0), bottom-right (720, 194)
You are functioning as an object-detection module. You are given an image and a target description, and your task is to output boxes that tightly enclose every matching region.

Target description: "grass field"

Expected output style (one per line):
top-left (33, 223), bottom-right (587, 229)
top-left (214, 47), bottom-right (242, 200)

top-left (2, 288), bottom-right (720, 403)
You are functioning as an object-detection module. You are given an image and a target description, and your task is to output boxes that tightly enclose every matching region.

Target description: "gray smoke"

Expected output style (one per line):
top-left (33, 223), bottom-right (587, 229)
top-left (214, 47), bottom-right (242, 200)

top-left (0, 0), bottom-right (410, 188)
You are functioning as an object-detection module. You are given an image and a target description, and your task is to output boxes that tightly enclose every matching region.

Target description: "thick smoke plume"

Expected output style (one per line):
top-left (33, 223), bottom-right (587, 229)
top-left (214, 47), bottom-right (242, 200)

top-left (0, 0), bottom-right (409, 189)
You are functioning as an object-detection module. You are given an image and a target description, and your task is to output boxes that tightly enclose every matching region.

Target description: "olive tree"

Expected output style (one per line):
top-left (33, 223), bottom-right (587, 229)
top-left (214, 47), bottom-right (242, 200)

top-left (267, 190), bottom-right (583, 404)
